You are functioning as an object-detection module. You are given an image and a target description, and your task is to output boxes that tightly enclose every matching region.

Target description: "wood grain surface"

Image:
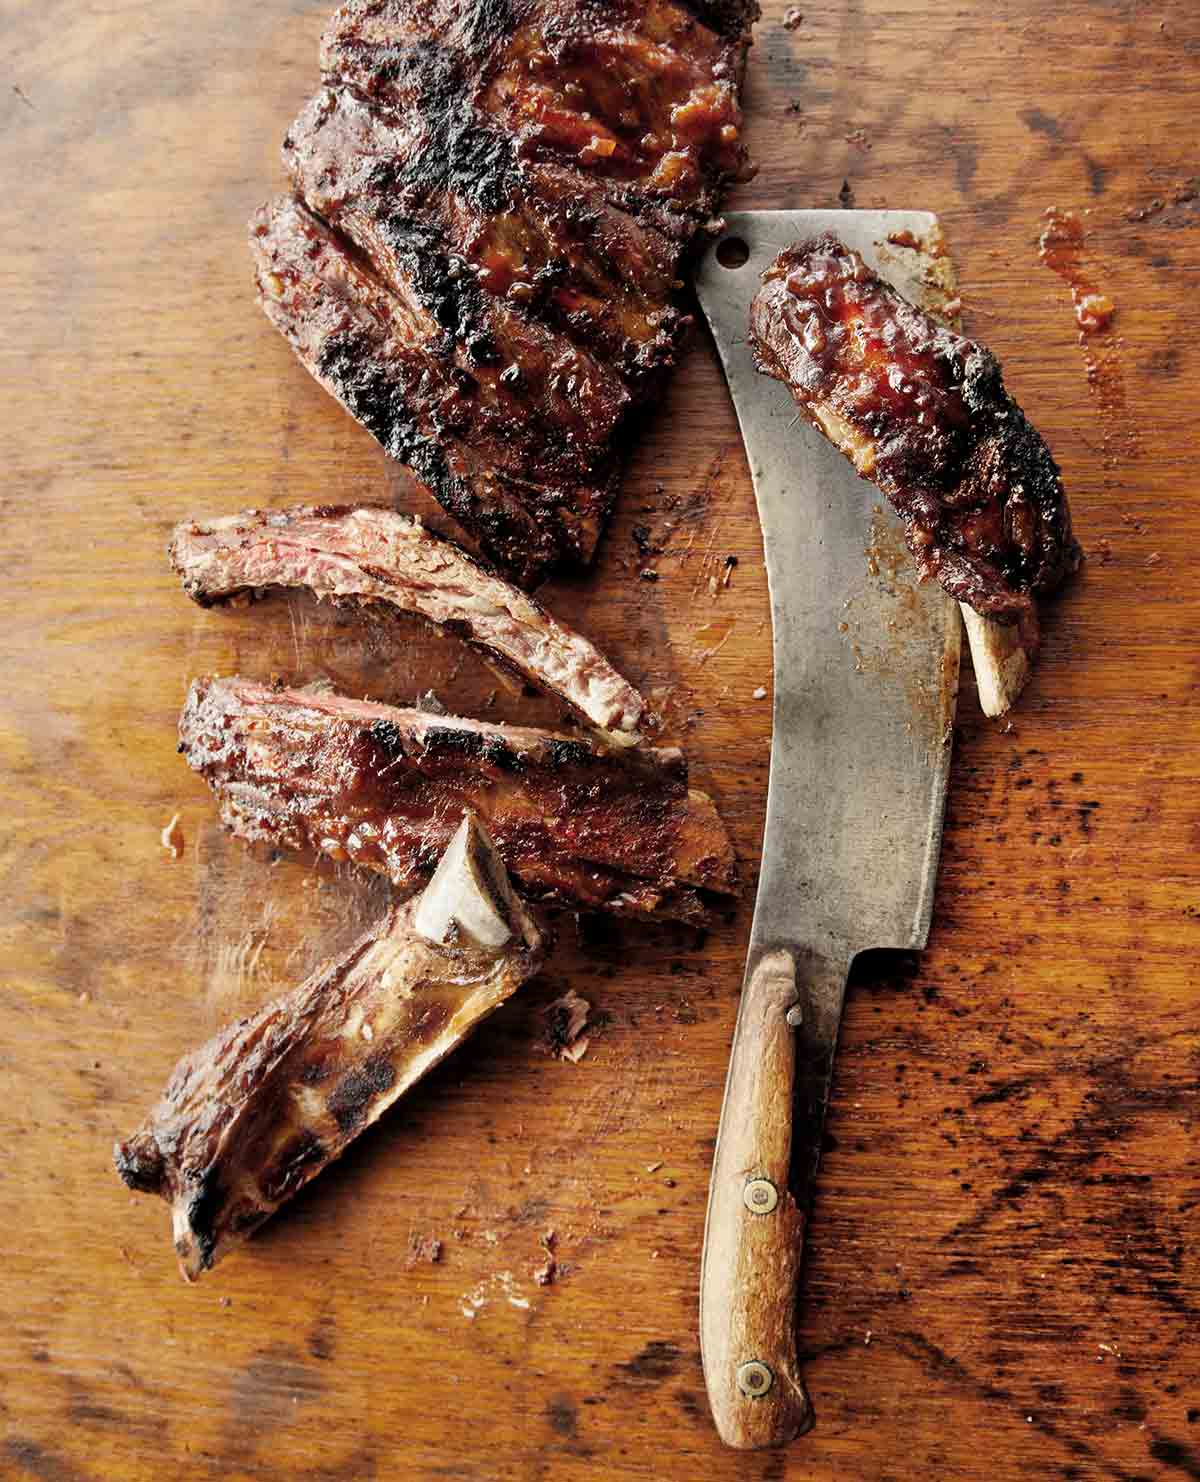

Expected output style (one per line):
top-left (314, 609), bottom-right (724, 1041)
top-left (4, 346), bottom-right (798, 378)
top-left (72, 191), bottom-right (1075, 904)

top-left (2, 0), bottom-right (1199, 1477)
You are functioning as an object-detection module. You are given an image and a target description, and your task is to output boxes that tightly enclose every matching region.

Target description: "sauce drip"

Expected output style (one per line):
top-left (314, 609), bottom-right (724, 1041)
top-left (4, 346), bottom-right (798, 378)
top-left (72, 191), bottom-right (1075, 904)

top-left (1038, 210), bottom-right (1114, 334)
top-left (1038, 208), bottom-right (1136, 467)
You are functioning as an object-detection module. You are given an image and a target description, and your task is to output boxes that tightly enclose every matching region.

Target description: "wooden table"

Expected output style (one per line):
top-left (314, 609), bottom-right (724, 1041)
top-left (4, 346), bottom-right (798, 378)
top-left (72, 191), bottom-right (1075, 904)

top-left (3, 1), bottom-right (1198, 1476)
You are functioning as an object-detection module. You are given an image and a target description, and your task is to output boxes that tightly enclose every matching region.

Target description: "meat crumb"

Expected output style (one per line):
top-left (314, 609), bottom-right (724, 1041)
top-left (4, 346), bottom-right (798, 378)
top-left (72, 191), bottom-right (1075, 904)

top-left (1093, 538), bottom-right (1113, 564)
top-left (544, 989), bottom-right (591, 1062)
top-left (160, 812), bottom-right (184, 860)
top-left (534, 1230), bottom-right (558, 1287)
top-left (561, 1037), bottom-right (590, 1064)
top-left (1145, 551), bottom-right (1163, 568)
top-left (631, 524), bottom-right (658, 555)
top-left (1076, 292), bottom-right (1114, 334)
top-left (407, 1233), bottom-right (443, 1266)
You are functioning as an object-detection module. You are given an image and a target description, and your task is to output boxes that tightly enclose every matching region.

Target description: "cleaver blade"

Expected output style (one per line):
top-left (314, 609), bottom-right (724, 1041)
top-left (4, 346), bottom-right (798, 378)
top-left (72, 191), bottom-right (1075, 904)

top-left (693, 211), bottom-right (962, 1450)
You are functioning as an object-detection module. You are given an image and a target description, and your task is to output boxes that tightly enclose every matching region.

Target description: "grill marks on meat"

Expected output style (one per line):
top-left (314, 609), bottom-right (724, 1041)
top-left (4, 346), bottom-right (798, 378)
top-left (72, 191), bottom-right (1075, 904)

top-left (750, 235), bottom-right (1081, 624)
top-left (256, 0), bottom-right (755, 583)
top-left (169, 504), bottom-right (645, 736)
top-left (284, 86), bottom-right (688, 392)
top-left (180, 677), bottom-right (736, 921)
top-left (115, 815), bottom-right (545, 1279)
top-left (252, 197), bottom-right (611, 582)
top-left (281, 90), bottom-right (633, 481)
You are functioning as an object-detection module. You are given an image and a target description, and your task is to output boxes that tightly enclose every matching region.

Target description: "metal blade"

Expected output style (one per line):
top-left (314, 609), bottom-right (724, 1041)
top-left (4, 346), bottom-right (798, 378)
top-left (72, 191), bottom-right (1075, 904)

top-left (694, 210), bottom-right (961, 1190)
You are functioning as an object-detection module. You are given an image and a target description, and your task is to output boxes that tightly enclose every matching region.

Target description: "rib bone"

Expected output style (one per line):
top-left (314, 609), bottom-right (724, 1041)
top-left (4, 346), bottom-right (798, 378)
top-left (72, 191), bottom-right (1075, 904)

top-left (114, 813), bottom-right (544, 1279)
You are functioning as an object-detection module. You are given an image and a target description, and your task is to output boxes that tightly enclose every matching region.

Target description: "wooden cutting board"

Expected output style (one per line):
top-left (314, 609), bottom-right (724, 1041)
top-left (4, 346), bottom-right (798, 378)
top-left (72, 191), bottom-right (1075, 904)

top-left (3, 1), bottom-right (1198, 1477)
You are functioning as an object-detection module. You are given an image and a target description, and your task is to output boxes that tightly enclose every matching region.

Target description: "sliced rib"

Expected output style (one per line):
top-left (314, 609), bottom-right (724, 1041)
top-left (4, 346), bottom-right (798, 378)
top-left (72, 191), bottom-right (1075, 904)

top-left (169, 504), bottom-right (645, 736)
top-left (179, 677), bottom-right (737, 921)
top-left (115, 813), bottom-right (545, 1279)
top-left (750, 234), bottom-right (1080, 710)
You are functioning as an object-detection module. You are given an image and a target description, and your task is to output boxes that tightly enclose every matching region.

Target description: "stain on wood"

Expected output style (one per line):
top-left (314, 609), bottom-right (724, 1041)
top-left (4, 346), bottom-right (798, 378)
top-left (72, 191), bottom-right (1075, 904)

top-left (2, 0), bottom-right (1200, 1477)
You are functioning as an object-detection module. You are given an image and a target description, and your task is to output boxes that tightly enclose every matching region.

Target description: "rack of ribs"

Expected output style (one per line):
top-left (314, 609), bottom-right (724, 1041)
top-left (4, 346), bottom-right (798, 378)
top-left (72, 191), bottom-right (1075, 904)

top-left (749, 233), bottom-right (1081, 711)
top-left (115, 813), bottom-right (545, 1279)
top-left (254, 0), bottom-right (758, 585)
top-left (170, 504), bottom-right (645, 737)
top-left (179, 676), bottom-right (737, 923)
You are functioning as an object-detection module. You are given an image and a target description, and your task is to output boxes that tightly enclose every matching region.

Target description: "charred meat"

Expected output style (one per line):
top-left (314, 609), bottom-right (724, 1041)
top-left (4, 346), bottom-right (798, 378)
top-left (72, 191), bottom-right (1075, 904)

top-left (251, 196), bottom-right (614, 583)
top-left (320, 0), bottom-right (752, 230)
top-left (256, 0), bottom-right (757, 583)
top-left (179, 676), bottom-right (736, 921)
top-left (170, 504), bottom-right (645, 736)
top-left (283, 86), bottom-right (689, 396)
top-left (750, 234), bottom-right (1080, 625)
top-left (115, 814), bottom-right (544, 1279)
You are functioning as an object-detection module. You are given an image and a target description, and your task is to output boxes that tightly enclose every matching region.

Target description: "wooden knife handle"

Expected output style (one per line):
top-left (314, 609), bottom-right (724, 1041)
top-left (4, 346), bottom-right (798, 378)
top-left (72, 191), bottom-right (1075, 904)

top-left (700, 948), bottom-right (812, 1449)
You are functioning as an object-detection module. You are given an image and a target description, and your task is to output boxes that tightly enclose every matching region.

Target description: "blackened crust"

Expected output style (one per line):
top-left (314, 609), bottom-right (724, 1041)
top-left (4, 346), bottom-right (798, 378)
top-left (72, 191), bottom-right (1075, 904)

top-left (249, 0), bottom-right (756, 585)
top-left (250, 197), bottom-right (586, 584)
top-left (115, 876), bottom-right (546, 1278)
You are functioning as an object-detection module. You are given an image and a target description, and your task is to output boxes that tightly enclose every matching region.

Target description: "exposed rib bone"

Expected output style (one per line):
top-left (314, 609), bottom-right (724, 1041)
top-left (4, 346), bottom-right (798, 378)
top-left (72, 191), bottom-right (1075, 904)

top-left (114, 813), bottom-right (544, 1279)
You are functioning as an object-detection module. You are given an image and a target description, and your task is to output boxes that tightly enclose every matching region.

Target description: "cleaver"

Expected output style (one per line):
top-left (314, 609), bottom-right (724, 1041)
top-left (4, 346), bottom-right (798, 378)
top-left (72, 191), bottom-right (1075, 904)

top-left (693, 211), bottom-right (962, 1449)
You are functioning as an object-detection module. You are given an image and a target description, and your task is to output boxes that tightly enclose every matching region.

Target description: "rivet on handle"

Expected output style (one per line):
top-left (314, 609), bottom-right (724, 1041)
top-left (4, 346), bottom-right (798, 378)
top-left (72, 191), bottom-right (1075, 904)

top-left (785, 1003), bottom-right (804, 1028)
top-left (743, 1178), bottom-right (779, 1215)
top-left (736, 1361), bottom-right (775, 1398)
